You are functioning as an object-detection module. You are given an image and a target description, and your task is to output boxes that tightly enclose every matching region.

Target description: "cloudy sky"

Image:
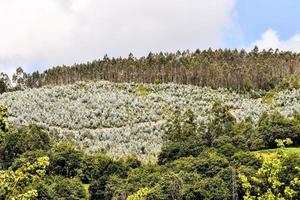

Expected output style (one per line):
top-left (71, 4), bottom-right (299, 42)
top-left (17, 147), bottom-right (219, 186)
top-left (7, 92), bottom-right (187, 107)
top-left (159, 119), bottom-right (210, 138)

top-left (0, 0), bottom-right (300, 75)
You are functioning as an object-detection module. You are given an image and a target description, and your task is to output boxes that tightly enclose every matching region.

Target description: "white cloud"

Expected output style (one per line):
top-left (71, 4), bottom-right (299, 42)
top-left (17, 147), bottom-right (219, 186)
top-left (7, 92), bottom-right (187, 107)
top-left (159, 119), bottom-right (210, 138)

top-left (250, 29), bottom-right (300, 52)
top-left (0, 0), bottom-right (236, 76)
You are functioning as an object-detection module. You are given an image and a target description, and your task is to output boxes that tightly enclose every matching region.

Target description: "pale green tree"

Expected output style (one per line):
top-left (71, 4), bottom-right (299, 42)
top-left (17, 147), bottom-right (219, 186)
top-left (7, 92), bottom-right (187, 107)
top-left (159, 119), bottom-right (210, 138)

top-left (0, 156), bottom-right (49, 200)
top-left (239, 139), bottom-right (300, 200)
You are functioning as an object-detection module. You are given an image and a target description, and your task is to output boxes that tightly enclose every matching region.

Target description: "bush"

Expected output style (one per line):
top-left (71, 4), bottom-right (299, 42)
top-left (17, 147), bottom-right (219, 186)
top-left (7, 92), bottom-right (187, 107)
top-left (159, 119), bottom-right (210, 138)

top-left (105, 164), bottom-right (168, 200)
top-left (85, 154), bottom-right (130, 200)
top-left (10, 149), bottom-right (48, 170)
top-left (89, 177), bottom-right (111, 200)
top-left (0, 156), bottom-right (49, 200)
top-left (195, 177), bottom-right (231, 200)
top-left (158, 109), bottom-right (204, 164)
top-left (158, 140), bottom-right (203, 165)
top-left (124, 155), bottom-right (142, 169)
top-left (217, 143), bottom-right (237, 157)
top-left (0, 125), bottom-right (51, 168)
top-left (169, 152), bottom-right (229, 178)
top-left (150, 172), bottom-right (183, 200)
top-left (79, 153), bottom-right (112, 184)
top-left (37, 176), bottom-right (86, 200)
top-left (231, 119), bottom-right (264, 151)
top-left (232, 151), bottom-right (262, 169)
top-left (258, 112), bottom-right (300, 148)
top-left (48, 143), bottom-right (83, 178)
top-left (280, 153), bottom-right (300, 187)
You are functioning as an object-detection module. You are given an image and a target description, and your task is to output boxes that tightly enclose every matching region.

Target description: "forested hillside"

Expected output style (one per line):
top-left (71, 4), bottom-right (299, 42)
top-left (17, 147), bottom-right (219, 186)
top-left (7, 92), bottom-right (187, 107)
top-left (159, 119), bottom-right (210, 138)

top-left (0, 49), bottom-right (300, 200)
top-left (2, 48), bottom-right (300, 92)
top-left (1, 81), bottom-right (300, 160)
top-left (0, 88), bottom-right (299, 199)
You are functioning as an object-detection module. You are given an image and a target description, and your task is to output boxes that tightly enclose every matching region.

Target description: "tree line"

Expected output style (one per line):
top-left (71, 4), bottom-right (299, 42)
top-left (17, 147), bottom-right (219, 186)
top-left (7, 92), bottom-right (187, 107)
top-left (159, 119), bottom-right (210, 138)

top-left (2, 47), bottom-right (300, 93)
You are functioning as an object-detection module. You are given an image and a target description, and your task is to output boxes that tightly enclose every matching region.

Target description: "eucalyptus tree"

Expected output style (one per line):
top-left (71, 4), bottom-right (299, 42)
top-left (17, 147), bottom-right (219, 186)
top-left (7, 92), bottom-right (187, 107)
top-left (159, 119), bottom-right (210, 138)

top-left (12, 67), bottom-right (28, 90)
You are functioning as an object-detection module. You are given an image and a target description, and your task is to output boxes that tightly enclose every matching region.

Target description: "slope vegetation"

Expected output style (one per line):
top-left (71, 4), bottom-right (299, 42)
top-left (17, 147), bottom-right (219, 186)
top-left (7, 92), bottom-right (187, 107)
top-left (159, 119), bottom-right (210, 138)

top-left (1, 81), bottom-right (300, 159)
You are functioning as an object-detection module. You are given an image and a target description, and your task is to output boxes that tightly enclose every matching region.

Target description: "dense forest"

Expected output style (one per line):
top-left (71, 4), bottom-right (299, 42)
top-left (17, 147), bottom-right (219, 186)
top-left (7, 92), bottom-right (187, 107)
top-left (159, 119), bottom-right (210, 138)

top-left (1, 47), bottom-right (300, 93)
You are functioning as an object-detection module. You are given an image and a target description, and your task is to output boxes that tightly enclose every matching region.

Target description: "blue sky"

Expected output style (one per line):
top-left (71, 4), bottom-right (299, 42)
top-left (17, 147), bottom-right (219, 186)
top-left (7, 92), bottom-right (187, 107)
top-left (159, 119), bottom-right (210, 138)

top-left (0, 0), bottom-right (300, 75)
top-left (233, 0), bottom-right (300, 47)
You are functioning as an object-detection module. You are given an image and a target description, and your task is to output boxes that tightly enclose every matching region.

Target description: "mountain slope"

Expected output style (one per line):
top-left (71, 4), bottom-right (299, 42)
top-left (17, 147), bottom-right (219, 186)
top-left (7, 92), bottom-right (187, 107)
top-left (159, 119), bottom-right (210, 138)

top-left (1, 81), bottom-right (300, 160)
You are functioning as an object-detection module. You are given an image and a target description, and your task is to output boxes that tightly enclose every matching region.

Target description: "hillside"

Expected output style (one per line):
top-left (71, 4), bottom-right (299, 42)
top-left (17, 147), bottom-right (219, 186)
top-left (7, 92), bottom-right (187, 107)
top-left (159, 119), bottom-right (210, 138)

top-left (1, 80), bottom-right (300, 160)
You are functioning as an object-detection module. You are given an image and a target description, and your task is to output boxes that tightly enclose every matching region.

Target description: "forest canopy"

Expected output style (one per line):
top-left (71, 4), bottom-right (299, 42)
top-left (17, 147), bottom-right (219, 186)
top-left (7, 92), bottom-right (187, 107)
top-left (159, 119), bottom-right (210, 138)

top-left (2, 47), bottom-right (300, 92)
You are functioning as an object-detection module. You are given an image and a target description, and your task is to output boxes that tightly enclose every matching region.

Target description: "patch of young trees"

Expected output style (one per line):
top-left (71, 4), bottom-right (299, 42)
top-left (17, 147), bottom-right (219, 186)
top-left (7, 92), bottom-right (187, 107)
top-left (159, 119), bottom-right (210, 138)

top-left (2, 80), bottom-right (300, 160)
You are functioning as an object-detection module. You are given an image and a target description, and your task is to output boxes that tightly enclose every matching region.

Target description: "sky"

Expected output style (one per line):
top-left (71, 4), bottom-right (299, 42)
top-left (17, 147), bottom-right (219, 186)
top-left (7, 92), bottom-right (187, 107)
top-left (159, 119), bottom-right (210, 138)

top-left (0, 0), bottom-right (300, 76)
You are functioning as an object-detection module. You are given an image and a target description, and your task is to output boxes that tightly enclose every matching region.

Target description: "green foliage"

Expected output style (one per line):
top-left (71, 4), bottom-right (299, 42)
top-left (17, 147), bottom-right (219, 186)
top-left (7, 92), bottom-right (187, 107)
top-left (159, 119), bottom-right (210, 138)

top-left (202, 102), bottom-right (236, 148)
top-left (159, 103), bottom-right (239, 164)
top-left (123, 155), bottom-right (142, 169)
top-left (280, 153), bottom-right (300, 200)
top-left (126, 172), bottom-right (185, 200)
top-left (127, 187), bottom-right (154, 200)
top-left (164, 109), bottom-right (197, 142)
top-left (194, 176), bottom-right (231, 200)
top-left (11, 150), bottom-right (48, 170)
top-left (1, 89), bottom-right (300, 200)
top-left (89, 177), bottom-right (114, 200)
top-left (0, 156), bottom-right (49, 200)
top-left (80, 151), bottom-right (129, 187)
top-left (158, 140), bottom-right (203, 165)
top-left (279, 75), bottom-right (300, 90)
top-left (231, 118), bottom-right (264, 151)
top-left (261, 91), bottom-right (276, 104)
top-left (106, 151), bottom-right (233, 200)
top-left (105, 164), bottom-right (168, 199)
top-left (210, 102), bottom-right (236, 133)
top-left (0, 105), bottom-right (8, 143)
top-left (0, 125), bottom-right (51, 169)
top-left (48, 142), bottom-right (83, 178)
top-left (137, 85), bottom-right (150, 97)
top-left (149, 172), bottom-right (184, 200)
top-left (85, 153), bottom-right (130, 200)
top-left (79, 153), bottom-right (113, 184)
top-left (258, 112), bottom-right (300, 148)
top-left (239, 139), bottom-right (300, 200)
top-left (169, 152), bottom-right (229, 178)
top-left (232, 151), bottom-right (262, 169)
top-left (0, 80), bottom-right (7, 94)
top-left (107, 164), bottom-right (232, 200)
top-left (37, 176), bottom-right (86, 200)
top-left (158, 109), bottom-right (204, 164)
top-left (158, 101), bottom-right (299, 167)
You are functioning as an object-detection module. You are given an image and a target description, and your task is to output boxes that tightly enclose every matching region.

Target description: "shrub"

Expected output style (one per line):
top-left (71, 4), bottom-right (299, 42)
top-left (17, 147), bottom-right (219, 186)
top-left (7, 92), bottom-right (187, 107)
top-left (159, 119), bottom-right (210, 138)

top-left (0, 125), bottom-right (51, 169)
top-left (48, 143), bottom-right (83, 178)
top-left (169, 152), bottom-right (229, 178)
top-left (37, 176), bottom-right (86, 200)
top-left (232, 151), bottom-right (262, 169)
top-left (258, 112), bottom-right (300, 148)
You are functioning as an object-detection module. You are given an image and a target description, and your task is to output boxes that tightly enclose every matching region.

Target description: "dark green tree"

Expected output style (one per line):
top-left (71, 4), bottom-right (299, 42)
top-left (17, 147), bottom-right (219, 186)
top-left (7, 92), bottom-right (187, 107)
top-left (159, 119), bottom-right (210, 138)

top-left (48, 142), bottom-right (83, 178)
